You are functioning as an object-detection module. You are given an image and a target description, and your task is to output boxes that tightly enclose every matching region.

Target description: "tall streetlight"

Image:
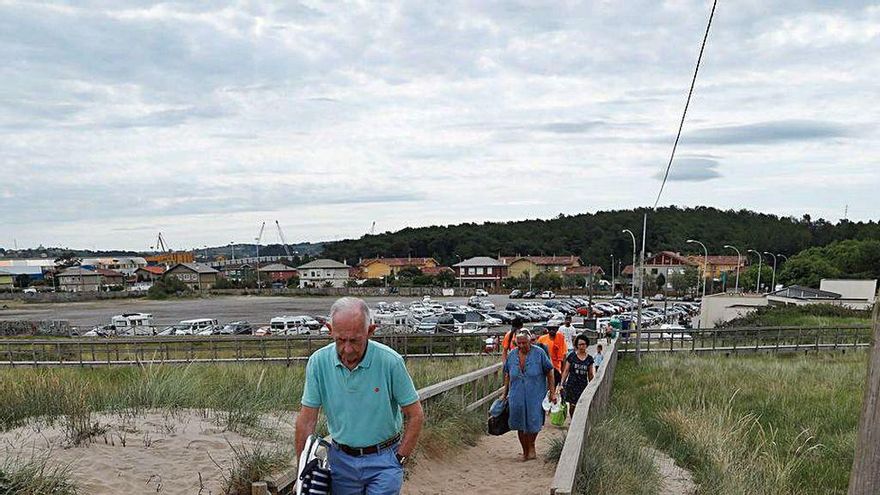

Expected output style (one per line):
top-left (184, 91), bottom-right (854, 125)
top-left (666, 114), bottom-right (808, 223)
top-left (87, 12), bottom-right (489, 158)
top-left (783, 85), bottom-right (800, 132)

top-left (610, 254), bottom-right (615, 295)
top-left (747, 249), bottom-right (763, 293)
top-left (763, 252), bottom-right (778, 292)
top-left (622, 229), bottom-right (637, 298)
top-left (778, 254), bottom-right (788, 263)
top-left (230, 242), bottom-right (236, 261)
top-left (723, 244), bottom-right (742, 293)
top-left (686, 239), bottom-right (708, 300)
top-left (453, 253), bottom-right (462, 290)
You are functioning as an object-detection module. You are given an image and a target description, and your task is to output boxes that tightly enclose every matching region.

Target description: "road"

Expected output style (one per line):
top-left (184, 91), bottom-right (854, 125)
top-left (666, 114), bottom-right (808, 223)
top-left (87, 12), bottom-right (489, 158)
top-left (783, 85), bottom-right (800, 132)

top-left (0, 294), bottom-right (597, 327)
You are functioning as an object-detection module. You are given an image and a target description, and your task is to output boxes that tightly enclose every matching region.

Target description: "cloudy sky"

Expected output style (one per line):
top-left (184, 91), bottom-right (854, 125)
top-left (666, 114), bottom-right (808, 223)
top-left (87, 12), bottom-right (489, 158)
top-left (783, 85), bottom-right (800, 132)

top-left (1, 1), bottom-right (878, 251)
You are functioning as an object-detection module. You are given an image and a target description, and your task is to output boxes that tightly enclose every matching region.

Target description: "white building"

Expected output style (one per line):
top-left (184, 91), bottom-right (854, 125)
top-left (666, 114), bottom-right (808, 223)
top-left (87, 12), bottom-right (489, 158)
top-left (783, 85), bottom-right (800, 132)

top-left (296, 259), bottom-right (351, 288)
top-left (819, 279), bottom-right (877, 310)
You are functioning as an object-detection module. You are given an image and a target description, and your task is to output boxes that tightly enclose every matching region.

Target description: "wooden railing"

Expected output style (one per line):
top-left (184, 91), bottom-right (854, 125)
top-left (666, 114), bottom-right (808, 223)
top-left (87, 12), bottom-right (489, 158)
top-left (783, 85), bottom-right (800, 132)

top-left (252, 362), bottom-right (505, 495)
top-left (0, 332), bottom-right (508, 367)
top-left (616, 325), bottom-right (872, 354)
top-left (550, 337), bottom-right (618, 495)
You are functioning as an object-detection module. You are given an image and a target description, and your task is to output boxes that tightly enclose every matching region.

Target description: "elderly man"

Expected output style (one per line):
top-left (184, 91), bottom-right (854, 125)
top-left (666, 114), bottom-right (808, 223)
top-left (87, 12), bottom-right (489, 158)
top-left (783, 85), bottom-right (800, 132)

top-left (296, 297), bottom-right (425, 494)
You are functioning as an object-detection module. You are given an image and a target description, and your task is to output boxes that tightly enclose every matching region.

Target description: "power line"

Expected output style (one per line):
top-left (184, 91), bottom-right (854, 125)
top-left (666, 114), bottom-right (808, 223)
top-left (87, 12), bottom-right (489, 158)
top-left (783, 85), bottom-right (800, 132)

top-left (653, 0), bottom-right (719, 208)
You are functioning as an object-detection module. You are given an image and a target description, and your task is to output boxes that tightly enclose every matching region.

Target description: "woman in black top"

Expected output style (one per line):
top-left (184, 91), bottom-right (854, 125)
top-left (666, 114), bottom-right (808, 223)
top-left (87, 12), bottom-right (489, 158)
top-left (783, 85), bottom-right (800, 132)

top-left (559, 334), bottom-right (595, 419)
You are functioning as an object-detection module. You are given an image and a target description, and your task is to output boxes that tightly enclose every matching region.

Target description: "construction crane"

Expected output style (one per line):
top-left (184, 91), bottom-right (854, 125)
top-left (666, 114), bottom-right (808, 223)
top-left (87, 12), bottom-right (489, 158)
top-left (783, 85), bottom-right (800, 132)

top-left (275, 220), bottom-right (293, 259)
top-left (368, 221), bottom-right (376, 235)
top-left (154, 232), bottom-right (171, 252)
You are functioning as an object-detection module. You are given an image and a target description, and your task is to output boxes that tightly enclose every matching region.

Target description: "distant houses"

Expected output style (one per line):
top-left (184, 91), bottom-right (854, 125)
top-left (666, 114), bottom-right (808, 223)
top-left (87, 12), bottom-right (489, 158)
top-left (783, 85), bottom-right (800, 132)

top-left (164, 263), bottom-right (220, 290)
top-left (296, 259), bottom-right (351, 288)
top-left (357, 257), bottom-right (439, 279)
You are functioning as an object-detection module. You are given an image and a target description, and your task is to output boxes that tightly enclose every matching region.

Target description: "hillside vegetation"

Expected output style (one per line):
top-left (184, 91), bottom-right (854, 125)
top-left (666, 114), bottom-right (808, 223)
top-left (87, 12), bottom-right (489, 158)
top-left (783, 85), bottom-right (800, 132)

top-left (322, 206), bottom-right (880, 275)
top-left (610, 352), bottom-right (866, 495)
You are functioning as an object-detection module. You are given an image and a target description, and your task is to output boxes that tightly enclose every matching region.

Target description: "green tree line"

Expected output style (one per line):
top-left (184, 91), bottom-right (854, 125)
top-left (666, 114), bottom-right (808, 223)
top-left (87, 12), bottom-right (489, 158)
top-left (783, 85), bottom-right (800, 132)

top-left (322, 206), bottom-right (880, 277)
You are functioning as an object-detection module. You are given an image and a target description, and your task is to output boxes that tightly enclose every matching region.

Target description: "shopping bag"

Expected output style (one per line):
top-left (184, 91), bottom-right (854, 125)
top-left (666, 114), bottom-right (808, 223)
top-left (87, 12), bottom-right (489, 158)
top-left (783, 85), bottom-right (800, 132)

top-left (549, 401), bottom-right (567, 427)
top-left (487, 400), bottom-right (510, 435)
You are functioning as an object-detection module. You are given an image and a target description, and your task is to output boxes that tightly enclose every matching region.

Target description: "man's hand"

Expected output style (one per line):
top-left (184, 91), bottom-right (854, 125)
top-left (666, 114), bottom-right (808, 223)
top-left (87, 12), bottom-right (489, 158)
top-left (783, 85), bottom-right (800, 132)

top-left (397, 400), bottom-right (424, 458)
top-left (295, 406), bottom-right (320, 460)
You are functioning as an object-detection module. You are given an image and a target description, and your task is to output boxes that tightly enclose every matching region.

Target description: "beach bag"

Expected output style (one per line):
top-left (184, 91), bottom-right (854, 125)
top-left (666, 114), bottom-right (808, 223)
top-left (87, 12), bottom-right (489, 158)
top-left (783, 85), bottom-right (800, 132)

top-left (488, 400), bottom-right (511, 435)
top-left (296, 435), bottom-right (332, 495)
top-left (550, 401), bottom-right (567, 427)
top-left (489, 398), bottom-right (507, 418)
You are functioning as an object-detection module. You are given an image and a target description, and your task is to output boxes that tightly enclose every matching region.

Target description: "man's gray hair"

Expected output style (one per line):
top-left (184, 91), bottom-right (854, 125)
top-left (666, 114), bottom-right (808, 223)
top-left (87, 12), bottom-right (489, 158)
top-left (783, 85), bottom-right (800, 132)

top-left (515, 329), bottom-right (532, 340)
top-left (329, 297), bottom-right (373, 330)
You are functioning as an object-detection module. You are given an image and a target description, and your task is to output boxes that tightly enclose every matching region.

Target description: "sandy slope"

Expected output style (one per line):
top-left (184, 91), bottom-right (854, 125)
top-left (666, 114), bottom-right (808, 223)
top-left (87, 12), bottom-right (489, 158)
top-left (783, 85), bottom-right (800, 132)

top-left (0, 410), bottom-right (295, 495)
top-left (403, 425), bottom-right (566, 495)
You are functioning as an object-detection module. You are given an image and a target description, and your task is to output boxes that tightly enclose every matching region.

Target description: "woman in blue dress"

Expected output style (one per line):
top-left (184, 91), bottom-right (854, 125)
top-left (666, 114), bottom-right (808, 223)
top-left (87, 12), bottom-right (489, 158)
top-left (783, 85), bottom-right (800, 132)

top-left (502, 329), bottom-right (556, 461)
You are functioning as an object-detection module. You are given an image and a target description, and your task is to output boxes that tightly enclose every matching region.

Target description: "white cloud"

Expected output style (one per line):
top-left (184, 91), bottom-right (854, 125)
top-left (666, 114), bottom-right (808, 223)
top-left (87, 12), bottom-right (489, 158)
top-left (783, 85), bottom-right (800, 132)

top-left (1, 0), bottom-right (878, 250)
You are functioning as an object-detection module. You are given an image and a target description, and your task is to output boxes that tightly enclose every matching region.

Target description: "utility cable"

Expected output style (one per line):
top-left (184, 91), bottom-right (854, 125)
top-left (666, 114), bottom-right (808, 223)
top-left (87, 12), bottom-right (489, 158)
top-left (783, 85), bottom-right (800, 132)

top-left (653, 0), bottom-right (719, 208)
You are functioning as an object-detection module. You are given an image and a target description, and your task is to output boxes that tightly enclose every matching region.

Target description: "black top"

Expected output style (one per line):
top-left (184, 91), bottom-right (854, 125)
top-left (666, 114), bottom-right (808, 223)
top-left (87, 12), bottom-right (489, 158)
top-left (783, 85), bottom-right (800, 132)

top-left (564, 352), bottom-right (594, 392)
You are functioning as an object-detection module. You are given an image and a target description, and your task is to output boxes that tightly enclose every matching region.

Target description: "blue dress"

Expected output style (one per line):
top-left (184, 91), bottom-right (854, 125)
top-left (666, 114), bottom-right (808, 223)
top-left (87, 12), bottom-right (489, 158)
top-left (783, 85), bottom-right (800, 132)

top-left (505, 346), bottom-right (553, 433)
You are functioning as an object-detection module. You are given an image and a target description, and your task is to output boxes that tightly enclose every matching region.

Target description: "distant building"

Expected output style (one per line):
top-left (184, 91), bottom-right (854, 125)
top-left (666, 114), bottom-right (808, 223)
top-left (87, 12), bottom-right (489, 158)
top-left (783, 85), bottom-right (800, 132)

top-left (145, 252), bottom-right (195, 266)
top-left (165, 263), bottom-right (219, 290)
top-left (95, 268), bottom-right (125, 289)
top-left (819, 279), bottom-right (877, 310)
top-left (135, 266), bottom-right (165, 282)
top-left (0, 269), bottom-right (13, 290)
top-left (452, 257), bottom-right (508, 290)
top-left (358, 257), bottom-right (439, 279)
top-left (296, 259), bottom-right (351, 288)
top-left (258, 263), bottom-right (299, 282)
top-left (58, 267), bottom-right (101, 292)
top-left (501, 256), bottom-right (581, 279)
top-left (685, 255), bottom-right (748, 280)
top-left (81, 257), bottom-right (147, 275)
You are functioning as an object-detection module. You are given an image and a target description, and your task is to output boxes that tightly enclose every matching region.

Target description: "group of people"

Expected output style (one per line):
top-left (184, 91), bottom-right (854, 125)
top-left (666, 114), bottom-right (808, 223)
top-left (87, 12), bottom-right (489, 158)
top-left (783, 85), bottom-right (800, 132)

top-left (499, 316), bottom-right (604, 461)
top-left (294, 297), bottom-right (606, 494)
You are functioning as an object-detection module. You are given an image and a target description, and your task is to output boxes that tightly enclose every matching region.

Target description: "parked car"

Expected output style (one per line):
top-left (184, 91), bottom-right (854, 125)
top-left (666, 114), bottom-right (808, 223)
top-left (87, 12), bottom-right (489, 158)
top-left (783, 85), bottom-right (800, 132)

top-left (540, 290), bottom-right (555, 299)
top-left (220, 321), bottom-right (253, 335)
top-left (475, 289), bottom-right (489, 297)
top-left (652, 293), bottom-right (666, 301)
top-left (509, 289), bottom-right (523, 299)
top-left (416, 314), bottom-right (457, 333)
top-left (522, 291), bottom-right (536, 299)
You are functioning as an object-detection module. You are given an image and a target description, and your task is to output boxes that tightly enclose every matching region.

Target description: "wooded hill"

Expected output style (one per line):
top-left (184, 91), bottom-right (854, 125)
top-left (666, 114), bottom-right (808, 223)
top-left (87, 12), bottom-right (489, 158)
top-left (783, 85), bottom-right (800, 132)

top-left (321, 206), bottom-right (880, 274)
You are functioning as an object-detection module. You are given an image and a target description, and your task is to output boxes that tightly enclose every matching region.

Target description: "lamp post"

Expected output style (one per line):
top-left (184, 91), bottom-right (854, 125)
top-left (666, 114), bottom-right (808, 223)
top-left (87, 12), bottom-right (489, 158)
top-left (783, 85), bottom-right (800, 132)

top-left (763, 252), bottom-right (778, 292)
top-left (610, 254), bottom-right (615, 295)
top-left (686, 239), bottom-right (708, 300)
top-left (230, 242), bottom-right (236, 261)
top-left (747, 249), bottom-right (763, 293)
top-left (723, 244), bottom-right (742, 293)
top-left (454, 253), bottom-right (462, 290)
top-left (623, 229), bottom-right (637, 298)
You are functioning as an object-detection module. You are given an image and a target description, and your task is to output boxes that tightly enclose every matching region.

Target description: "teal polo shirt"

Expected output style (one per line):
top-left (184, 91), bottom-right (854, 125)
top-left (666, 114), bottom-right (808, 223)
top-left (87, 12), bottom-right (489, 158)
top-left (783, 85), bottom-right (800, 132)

top-left (301, 340), bottom-right (420, 448)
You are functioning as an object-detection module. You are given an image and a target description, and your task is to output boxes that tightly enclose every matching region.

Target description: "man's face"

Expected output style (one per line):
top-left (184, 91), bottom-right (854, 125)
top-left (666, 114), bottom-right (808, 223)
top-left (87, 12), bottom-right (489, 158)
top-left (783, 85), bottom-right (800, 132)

top-left (564, 319), bottom-right (572, 326)
top-left (327, 308), bottom-right (375, 366)
top-left (548, 328), bottom-right (558, 338)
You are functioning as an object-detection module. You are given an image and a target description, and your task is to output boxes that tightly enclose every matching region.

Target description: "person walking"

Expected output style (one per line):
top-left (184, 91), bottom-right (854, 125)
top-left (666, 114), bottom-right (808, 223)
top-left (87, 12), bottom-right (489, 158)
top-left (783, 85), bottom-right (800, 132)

top-left (501, 317), bottom-right (525, 363)
top-left (558, 315), bottom-right (578, 351)
top-left (594, 343), bottom-right (605, 369)
top-left (559, 334), bottom-right (595, 419)
top-left (502, 329), bottom-right (556, 461)
top-left (296, 297), bottom-right (425, 494)
top-left (537, 326), bottom-right (567, 386)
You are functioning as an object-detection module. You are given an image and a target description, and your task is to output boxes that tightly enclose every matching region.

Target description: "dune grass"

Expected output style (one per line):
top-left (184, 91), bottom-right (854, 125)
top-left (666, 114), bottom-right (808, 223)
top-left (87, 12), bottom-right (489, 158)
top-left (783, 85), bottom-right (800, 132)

top-left (611, 351), bottom-right (866, 495)
top-left (0, 453), bottom-right (79, 495)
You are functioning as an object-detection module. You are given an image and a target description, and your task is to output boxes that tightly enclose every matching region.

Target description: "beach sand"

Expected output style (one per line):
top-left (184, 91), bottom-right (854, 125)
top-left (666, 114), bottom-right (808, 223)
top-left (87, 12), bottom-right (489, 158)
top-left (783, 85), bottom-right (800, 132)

top-left (0, 409), bottom-right (296, 495)
top-left (403, 425), bottom-right (566, 495)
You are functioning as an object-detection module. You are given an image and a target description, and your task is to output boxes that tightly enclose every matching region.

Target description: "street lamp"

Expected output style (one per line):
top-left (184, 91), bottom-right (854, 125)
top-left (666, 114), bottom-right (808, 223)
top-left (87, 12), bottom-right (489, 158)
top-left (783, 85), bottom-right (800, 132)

top-left (610, 253), bottom-right (615, 295)
top-left (686, 239), bottom-right (708, 300)
top-left (622, 229), bottom-right (637, 298)
top-left (723, 244), bottom-right (742, 293)
top-left (778, 254), bottom-right (788, 263)
top-left (763, 252), bottom-right (778, 292)
top-left (747, 249), bottom-right (763, 293)
top-left (453, 253), bottom-right (462, 290)
top-left (230, 242), bottom-right (236, 261)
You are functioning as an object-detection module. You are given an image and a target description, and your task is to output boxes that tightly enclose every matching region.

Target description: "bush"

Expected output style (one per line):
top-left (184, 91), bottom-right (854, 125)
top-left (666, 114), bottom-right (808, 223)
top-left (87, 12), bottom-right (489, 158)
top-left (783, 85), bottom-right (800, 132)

top-left (146, 276), bottom-right (190, 299)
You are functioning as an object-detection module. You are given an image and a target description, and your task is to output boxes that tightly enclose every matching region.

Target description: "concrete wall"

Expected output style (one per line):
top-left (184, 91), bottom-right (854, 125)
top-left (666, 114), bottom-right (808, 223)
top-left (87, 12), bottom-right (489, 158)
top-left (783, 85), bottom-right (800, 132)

top-left (0, 291), bottom-right (144, 303)
top-left (699, 293), bottom-right (769, 328)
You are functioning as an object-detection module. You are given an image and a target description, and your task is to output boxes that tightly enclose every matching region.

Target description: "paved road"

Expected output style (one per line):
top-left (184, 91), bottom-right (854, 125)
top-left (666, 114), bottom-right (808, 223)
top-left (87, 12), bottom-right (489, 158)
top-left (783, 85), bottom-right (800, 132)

top-left (0, 294), bottom-right (597, 327)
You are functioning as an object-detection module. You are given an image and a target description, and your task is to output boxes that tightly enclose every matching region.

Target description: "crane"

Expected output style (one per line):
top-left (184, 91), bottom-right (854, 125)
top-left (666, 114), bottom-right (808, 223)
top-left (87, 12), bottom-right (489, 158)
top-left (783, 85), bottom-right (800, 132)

top-left (369, 221), bottom-right (376, 235)
top-left (275, 220), bottom-right (293, 259)
top-left (154, 232), bottom-right (171, 252)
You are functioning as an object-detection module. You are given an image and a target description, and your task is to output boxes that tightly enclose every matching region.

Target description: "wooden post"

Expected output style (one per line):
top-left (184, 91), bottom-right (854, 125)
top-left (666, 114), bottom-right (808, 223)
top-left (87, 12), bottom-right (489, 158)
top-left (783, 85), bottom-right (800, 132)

top-left (849, 296), bottom-right (880, 494)
top-left (251, 481), bottom-right (269, 495)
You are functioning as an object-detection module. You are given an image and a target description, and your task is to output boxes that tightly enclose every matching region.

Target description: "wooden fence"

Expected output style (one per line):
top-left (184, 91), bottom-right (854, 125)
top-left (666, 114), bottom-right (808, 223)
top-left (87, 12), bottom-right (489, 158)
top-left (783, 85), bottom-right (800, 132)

top-left (617, 325), bottom-right (872, 355)
top-left (550, 337), bottom-right (618, 495)
top-left (252, 362), bottom-right (505, 495)
top-left (0, 332), bottom-right (508, 367)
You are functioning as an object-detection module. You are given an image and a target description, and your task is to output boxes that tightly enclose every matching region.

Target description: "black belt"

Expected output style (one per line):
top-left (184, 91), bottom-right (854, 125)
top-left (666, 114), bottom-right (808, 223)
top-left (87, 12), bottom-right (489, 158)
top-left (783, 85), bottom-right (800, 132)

top-left (333, 434), bottom-right (400, 457)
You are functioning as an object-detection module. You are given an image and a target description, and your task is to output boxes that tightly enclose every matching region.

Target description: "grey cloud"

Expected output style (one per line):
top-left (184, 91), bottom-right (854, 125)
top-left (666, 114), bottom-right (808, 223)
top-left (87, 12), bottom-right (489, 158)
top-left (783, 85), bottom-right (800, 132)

top-left (535, 121), bottom-right (606, 134)
top-left (654, 158), bottom-right (722, 182)
top-left (97, 105), bottom-right (230, 129)
top-left (683, 120), bottom-right (855, 145)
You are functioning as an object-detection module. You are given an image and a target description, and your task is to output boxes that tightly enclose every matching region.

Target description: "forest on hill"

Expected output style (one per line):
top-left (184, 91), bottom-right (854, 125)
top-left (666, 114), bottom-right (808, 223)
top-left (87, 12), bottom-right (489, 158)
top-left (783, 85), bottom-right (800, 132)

top-left (321, 206), bottom-right (880, 275)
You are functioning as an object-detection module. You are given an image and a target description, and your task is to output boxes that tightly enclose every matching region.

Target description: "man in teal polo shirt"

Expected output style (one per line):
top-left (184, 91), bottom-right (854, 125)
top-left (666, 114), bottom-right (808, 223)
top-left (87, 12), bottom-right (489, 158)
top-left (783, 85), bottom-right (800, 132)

top-left (296, 297), bottom-right (424, 494)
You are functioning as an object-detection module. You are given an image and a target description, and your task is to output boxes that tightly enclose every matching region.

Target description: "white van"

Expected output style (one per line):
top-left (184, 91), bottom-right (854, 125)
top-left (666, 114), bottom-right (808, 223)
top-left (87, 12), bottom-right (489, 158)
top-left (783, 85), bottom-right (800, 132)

top-left (180, 318), bottom-right (219, 336)
top-left (270, 316), bottom-right (318, 335)
top-left (110, 313), bottom-right (154, 336)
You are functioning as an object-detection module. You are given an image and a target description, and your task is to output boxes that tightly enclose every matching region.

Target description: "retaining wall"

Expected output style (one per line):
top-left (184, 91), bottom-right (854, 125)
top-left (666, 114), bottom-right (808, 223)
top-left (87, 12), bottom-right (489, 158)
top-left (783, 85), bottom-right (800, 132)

top-left (0, 320), bottom-right (71, 337)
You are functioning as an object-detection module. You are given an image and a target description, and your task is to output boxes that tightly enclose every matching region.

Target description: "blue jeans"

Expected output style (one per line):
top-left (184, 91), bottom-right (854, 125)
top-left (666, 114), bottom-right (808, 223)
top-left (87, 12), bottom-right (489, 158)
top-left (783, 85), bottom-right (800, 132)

top-left (329, 441), bottom-right (404, 495)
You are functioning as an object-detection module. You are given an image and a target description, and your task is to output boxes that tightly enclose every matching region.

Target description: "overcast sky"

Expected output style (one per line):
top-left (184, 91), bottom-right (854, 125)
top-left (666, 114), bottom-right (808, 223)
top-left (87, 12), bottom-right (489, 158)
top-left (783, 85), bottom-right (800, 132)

top-left (1, 1), bottom-right (878, 251)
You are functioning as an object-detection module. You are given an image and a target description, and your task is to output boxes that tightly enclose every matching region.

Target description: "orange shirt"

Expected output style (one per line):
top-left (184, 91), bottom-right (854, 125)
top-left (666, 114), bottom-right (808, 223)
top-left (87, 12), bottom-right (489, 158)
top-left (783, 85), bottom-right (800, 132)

top-left (537, 333), bottom-right (567, 371)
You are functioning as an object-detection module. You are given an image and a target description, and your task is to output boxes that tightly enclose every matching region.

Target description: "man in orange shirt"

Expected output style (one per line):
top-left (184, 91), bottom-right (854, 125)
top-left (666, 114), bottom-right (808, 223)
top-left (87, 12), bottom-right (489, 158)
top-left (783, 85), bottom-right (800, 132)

top-left (537, 326), bottom-right (567, 385)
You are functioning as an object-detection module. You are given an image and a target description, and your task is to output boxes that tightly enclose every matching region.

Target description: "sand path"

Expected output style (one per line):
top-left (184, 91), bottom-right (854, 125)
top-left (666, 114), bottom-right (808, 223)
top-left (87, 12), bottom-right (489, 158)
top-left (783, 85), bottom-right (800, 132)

top-left (403, 425), bottom-right (566, 495)
top-left (644, 446), bottom-right (697, 495)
